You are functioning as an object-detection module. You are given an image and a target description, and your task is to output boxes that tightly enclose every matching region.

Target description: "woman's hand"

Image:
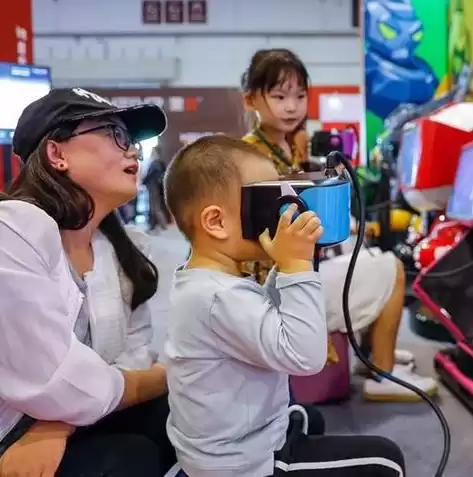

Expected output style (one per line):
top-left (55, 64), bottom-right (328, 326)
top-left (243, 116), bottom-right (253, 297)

top-left (0, 421), bottom-right (74, 477)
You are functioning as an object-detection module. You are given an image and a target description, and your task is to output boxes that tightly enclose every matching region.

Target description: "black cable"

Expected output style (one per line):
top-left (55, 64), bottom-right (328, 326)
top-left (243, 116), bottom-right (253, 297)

top-left (326, 152), bottom-right (451, 477)
top-left (365, 200), bottom-right (392, 212)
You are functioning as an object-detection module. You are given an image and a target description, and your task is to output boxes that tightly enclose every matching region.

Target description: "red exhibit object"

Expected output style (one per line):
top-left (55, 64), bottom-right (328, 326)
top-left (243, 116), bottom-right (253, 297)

top-left (398, 103), bottom-right (473, 212)
top-left (413, 218), bottom-right (467, 271)
top-left (0, 0), bottom-right (33, 65)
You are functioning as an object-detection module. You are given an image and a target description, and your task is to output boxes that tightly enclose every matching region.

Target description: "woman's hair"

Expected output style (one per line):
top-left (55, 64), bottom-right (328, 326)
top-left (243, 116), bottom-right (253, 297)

top-left (241, 48), bottom-right (309, 94)
top-left (2, 126), bottom-right (158, 311)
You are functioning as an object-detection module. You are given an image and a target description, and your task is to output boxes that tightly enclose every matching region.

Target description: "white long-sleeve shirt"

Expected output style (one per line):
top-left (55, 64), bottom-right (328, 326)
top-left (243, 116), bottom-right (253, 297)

top-left (0, 200), bottom-right (155, 441)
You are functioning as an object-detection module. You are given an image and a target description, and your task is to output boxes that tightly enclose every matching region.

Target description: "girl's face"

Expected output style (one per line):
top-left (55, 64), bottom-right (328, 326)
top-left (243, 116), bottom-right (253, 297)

top-left (48, 117), bottom-right (141, 211)
top-left (248, 74), bottom-right (308, 134)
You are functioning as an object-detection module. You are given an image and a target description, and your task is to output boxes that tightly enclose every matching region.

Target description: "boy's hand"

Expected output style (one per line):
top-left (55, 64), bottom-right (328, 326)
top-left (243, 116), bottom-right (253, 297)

top-left (259, 204), bottom-right (323, 274)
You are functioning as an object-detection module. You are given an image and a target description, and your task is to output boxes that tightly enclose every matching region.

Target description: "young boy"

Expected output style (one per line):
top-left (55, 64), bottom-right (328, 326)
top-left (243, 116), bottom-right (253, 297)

top-left (163, 135), bottom-right (405, 477)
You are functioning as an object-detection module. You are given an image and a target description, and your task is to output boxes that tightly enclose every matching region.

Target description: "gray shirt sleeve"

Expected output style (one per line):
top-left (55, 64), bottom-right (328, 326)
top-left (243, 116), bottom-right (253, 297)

top-left (209, 271), bottom-right (327, 376)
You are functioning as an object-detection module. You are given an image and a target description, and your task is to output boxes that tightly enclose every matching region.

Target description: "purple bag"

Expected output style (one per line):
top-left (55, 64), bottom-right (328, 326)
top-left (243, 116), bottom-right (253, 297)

top-left (290, 332), bottom-right (351, 404)
top-left (340, 130), bottom-right (357, 159)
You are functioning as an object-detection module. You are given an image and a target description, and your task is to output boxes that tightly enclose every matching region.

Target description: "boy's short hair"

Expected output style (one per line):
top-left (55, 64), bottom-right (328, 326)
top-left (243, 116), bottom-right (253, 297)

top-left (164, 134), bottom-right (269, 239)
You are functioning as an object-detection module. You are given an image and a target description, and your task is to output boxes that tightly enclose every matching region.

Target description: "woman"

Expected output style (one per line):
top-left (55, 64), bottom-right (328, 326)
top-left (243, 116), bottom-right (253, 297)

top-left (0, 88), bottom-right (175, 477)
top-left (240, 48), bottom-right (438, 401)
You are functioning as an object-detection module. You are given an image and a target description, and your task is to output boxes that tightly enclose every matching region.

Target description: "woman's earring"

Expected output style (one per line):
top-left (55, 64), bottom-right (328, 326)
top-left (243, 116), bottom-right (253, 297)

top-left (58, 163), bottom-right (66, 171)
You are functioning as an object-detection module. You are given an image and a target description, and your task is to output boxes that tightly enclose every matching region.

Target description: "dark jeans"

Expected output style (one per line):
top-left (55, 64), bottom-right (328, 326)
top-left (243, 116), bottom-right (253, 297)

top-left (1, 396), bottom-right (175, 477)
top-left (60, 395), bottom-right (175, 477)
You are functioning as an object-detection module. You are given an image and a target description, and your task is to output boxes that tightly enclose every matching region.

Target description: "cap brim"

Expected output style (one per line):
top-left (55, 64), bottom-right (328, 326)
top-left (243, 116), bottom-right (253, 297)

top-left (67, 103), bottom-right (167, 141)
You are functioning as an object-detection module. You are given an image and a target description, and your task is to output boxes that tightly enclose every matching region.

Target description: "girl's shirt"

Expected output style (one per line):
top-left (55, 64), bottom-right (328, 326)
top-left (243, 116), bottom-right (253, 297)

top-left (0, 200), bottom-right (156, 443)
top-left (242, 129), bottom-right (305, 175)
top-left (241, 129), bottom-right (303, 283)
top-left (242, 130), bottom-right (339, 365)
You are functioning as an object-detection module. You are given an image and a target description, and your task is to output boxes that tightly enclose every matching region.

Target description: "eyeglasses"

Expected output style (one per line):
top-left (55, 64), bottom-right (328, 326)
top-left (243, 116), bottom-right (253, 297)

top-left (70, 124), bottom-right (143, 157)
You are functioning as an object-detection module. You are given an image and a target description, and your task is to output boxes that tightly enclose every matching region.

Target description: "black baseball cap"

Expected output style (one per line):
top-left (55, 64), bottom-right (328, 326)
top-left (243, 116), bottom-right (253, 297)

top-left (13, 87), bottom-right (167, 162)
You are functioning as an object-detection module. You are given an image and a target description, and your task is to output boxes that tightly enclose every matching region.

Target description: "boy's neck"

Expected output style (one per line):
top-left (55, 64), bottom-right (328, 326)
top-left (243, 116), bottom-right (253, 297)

top-left (258, 124), bottom-right (287, 148)
top-left (187, 247), bottom-right (242, 277)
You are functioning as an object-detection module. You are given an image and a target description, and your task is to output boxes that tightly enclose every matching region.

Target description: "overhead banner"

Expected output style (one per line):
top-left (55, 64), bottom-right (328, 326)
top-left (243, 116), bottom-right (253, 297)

top-left (363, 0), bottom-right (450, 154)
top-left (0, 0), bottom-right (33, 65)
top-left (0, 0), bottom-right (33, 191)
top-left (93, 87), bottom-right (247, 162)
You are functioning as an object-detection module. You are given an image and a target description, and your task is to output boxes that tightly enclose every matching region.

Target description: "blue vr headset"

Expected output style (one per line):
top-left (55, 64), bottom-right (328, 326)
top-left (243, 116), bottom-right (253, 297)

top-left (241, 171), bottom-right (351, 247)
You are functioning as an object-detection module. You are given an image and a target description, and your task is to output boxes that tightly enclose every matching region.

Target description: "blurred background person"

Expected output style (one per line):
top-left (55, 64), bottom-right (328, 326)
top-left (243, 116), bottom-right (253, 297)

top-left (143, 144), bottom-right (169, 233)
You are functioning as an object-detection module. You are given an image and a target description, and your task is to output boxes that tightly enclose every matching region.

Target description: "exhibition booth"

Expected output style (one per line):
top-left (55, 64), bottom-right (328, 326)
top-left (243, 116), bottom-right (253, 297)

top-left (2, 0), bottom-right (473, 416)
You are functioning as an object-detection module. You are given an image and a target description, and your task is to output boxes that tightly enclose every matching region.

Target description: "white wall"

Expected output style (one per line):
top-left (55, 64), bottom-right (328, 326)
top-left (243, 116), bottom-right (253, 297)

top-left (33, 0), bottom-right (362, 87)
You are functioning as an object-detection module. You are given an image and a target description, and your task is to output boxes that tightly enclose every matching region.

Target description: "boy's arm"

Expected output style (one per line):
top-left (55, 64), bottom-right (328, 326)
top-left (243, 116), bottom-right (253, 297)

top-left (209, 271), bottom-right (327, 376)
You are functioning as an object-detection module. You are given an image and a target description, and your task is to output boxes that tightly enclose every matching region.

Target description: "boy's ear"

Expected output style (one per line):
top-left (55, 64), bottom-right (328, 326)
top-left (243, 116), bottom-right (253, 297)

top-left (200, 205), bottom-right (229, 240)
top-left (242, 92), bottom-right (256, 112)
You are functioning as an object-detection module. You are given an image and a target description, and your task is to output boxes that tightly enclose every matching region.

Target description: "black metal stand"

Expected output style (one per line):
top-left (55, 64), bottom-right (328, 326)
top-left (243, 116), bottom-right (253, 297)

top-left (376, 160), bottom-right (394, 252)
top-left (313, 246), bottom-right (321, 272)
top-left (435, 348), bottom-right (473, 414)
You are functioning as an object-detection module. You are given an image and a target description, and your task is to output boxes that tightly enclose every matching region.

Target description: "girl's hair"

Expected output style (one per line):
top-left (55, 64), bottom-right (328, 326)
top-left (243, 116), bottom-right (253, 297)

top-left (2, 127), bottom-right (158, 311)
top-left (241, 48), bottom-right (309, 94)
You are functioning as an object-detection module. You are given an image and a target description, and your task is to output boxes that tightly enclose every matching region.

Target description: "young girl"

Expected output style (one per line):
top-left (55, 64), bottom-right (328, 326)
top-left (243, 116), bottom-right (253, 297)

top-left (0, 88), bottom-right (175, 477)
top-left (241, 48), bottom-right (438, 401)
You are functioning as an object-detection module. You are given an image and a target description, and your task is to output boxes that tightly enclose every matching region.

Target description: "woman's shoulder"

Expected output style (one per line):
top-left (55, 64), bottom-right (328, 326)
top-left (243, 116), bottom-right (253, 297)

top-left (0, 200), bottom-right (62, 262)
top-left (0, 199), bottom-right (57, 228)
top-left (0, 200), bottom-right (59, 237)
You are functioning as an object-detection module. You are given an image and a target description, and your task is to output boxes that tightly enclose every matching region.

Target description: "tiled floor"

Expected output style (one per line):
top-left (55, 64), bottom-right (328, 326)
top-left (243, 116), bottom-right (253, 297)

top-left (147, 226), bottom-right (473, 477)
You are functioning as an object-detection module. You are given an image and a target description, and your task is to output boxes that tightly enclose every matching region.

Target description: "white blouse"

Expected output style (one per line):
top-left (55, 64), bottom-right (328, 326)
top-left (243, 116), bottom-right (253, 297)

top-left (0, 200), bottom-right (156, 441)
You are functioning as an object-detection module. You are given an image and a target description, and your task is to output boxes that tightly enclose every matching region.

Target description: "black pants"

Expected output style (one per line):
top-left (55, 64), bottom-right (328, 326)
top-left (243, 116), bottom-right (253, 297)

top-left (173, 434), bottom-right (404, 477)
top-left (289, 404), bottom-right (325, 437)
top-left (172, 410), bottom-right (404, 477)
top-left (272, 434), bottom-right (404, 476)
top-left (269, 405), bottom-right (404, 477)
top-left (56, 395), bottom-right (176, 477)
